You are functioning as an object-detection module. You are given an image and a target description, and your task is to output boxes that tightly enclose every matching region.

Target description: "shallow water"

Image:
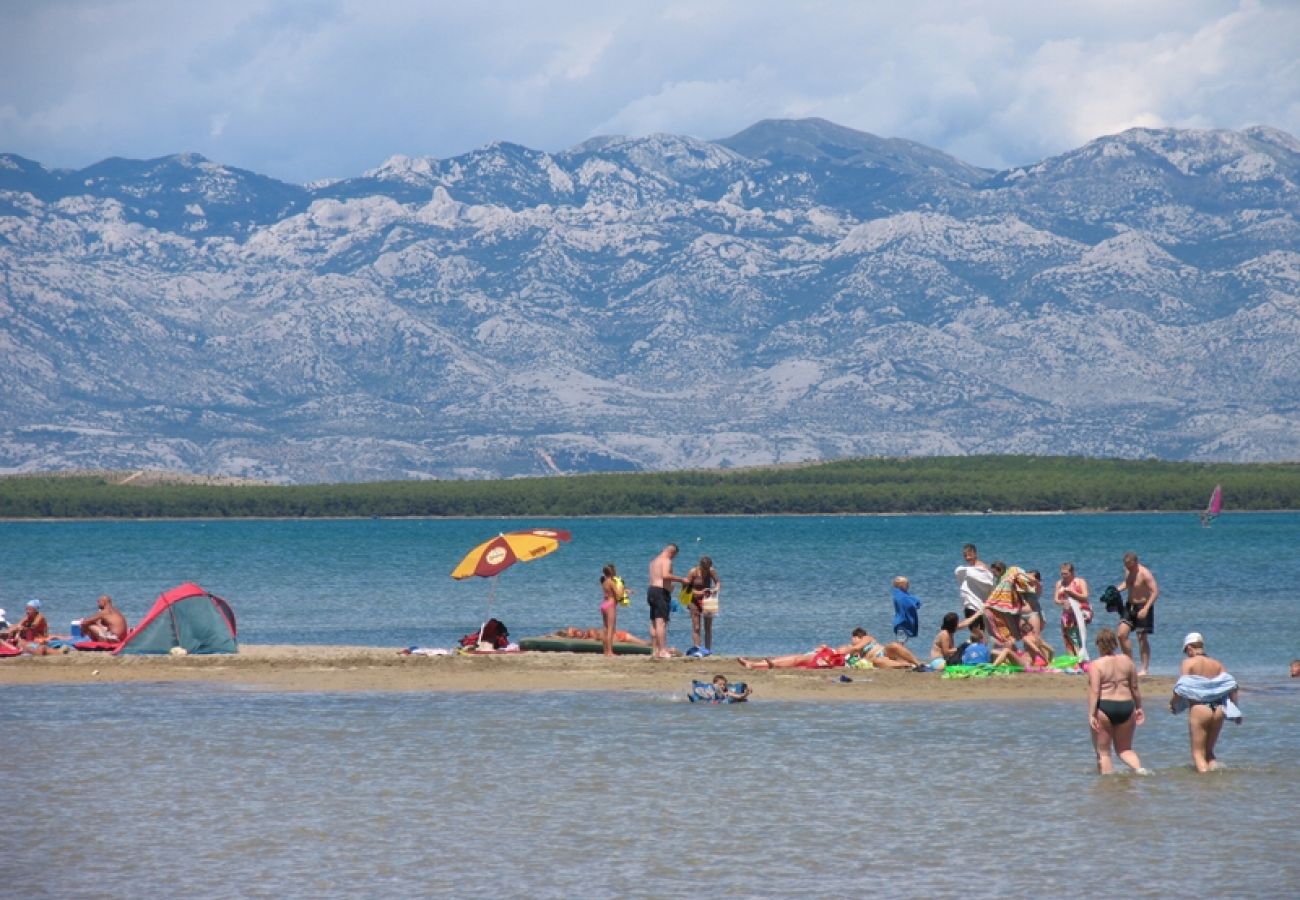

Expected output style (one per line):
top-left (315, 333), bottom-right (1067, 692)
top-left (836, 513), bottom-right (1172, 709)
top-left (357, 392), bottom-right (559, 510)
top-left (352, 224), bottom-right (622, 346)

top-left (4, 513), bottom-right (1299, 896)
top-left (1, 682), bottom-right (1297, 898)
top-left (1, 513), bottom-right (1297, 674)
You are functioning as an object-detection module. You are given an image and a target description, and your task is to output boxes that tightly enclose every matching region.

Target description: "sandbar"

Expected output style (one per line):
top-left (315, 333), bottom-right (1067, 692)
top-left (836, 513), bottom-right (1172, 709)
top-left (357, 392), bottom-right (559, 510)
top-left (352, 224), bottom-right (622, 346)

top-left (0, 644), bottom-right (1175, 702)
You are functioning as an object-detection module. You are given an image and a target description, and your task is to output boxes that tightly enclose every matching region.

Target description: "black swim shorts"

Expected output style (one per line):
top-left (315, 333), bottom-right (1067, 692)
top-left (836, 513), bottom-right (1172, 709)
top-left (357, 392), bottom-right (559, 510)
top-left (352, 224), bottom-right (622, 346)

top-left (647, 585), bottom-right (672, 621)
top-left (1122, 601), bottom-right (1155, 635)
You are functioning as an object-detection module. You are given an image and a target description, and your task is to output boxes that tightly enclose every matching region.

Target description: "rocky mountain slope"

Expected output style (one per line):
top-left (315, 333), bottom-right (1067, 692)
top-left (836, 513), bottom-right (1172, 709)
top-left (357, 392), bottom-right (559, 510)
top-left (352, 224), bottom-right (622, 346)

top-left (2, 118), bottom-right (1297, 481)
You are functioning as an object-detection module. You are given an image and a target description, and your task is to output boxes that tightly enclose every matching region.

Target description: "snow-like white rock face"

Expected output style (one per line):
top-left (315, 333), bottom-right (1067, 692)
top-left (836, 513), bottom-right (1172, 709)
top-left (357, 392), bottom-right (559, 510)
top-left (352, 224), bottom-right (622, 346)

top-left (2, 120), bottom-right (1298, 481)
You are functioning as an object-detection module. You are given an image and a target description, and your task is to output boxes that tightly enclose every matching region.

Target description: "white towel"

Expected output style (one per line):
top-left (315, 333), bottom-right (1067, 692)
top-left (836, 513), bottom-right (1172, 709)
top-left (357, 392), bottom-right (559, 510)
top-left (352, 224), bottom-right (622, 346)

top-left (1172, 673), bottom-right (1243, 722)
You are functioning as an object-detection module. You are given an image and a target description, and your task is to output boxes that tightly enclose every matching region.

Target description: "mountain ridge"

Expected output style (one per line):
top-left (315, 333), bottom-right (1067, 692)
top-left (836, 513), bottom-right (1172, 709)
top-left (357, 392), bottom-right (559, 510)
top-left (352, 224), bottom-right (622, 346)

top-left (2, 118), bottom-right (1298, 482)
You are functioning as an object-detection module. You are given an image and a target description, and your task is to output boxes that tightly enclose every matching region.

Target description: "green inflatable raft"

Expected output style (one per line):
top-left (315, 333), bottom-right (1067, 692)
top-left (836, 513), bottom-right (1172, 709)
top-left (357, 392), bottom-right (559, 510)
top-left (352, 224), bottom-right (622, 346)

top-left (518, 636), bottom-right (652, 655)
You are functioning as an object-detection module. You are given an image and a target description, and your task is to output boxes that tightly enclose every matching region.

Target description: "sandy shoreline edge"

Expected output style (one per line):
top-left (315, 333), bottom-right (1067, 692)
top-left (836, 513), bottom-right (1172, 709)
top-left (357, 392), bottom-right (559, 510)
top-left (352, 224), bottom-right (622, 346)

top-left (0, 644), bottom-right (1174, 702)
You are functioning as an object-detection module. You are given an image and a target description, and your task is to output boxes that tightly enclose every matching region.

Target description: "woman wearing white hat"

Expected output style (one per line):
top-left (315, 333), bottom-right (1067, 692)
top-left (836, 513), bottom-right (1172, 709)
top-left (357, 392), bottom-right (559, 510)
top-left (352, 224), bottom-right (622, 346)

top-left (1, 599), bottom-right (48, 646)
top-left (1169, 632), bottom-right (1241, 773)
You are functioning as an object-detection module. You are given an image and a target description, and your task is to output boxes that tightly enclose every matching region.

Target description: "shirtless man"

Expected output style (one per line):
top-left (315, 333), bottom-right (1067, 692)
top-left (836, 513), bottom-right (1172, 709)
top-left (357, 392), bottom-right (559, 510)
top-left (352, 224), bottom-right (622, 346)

top-left (647, 544), bottom-right (688, 659)
top-left (1115, 552), bottom-right (1159, 676)
top-left (81, 595), bottom-right (129, 643)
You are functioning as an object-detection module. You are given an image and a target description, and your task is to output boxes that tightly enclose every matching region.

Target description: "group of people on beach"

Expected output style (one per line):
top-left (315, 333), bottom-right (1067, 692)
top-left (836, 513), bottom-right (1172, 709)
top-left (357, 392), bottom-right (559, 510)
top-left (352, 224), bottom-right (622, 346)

top-left (598, 537), bottom-right (1251, 776)
top-left (593, 543), bottom-right (722, 658)
top-left (0, 594), bottom-right (128, 654)
top-left (945, 544), bottom-right (1160, 673)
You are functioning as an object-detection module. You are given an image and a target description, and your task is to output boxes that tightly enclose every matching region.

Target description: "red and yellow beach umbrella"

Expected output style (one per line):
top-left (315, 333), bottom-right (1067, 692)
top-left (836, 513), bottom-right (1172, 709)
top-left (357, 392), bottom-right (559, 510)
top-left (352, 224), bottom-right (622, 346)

top-left (450, 528), bottom-right (572, 580)
top-left (451, 528), bottom-right (572, 643)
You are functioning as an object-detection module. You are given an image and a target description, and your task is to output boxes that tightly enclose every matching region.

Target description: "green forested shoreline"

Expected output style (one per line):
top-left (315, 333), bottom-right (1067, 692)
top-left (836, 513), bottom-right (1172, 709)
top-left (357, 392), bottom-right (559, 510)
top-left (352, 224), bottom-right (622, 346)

top-left (1, 456), bottom-right (1297, 518)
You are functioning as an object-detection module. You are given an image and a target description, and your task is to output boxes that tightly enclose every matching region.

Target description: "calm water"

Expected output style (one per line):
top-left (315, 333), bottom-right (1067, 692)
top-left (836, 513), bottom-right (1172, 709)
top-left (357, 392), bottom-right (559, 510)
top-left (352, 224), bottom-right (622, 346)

top-left (1, 684), bottom-right (1298, 898)
top-left (2, 514), bottom-right (1299, 896)
top-left (1, 513), bottom-right (1297, 673)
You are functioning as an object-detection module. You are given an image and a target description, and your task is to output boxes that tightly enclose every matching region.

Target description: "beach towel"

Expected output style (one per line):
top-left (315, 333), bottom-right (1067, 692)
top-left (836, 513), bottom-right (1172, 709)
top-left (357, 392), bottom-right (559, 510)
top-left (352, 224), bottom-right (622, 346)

top-left (74, 640), bottom-right (123, 652)
top-left (985, 567), bottom-right (1034, 614)
top-left (955, 565), bottom-right (996, 612)
top-left (1171, 673), bottom-right (1243, 722)
top-left (797, 646), bottom-right (846, 669)
top-left (941, 663), bottom-right (1024, 679)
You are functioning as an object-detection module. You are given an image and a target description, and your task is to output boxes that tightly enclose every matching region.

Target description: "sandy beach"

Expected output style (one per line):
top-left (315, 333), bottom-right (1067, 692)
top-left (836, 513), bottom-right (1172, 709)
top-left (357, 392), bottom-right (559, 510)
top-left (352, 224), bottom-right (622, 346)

top-left (0, 645), bottom-right (1174, 701)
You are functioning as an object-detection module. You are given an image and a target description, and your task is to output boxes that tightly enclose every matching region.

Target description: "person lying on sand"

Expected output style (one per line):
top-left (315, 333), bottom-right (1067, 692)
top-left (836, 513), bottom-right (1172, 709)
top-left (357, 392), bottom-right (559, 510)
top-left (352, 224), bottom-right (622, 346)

top-left (740, 628), bottom-right (921, 670)
top-left (550, 626), bottom-right (650, 645)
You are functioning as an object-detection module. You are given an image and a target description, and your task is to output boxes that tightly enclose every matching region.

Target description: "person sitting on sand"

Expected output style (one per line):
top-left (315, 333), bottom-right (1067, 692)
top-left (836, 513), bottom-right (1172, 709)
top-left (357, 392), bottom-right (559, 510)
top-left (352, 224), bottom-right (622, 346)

top-left (1, 599), bottom-right (48, 646)
top-left (930, 613), bottom-right (965, 666)
top-left (80, 594), bottom-right (129, 644)
top-left (740, 628), bottom-right (920, 670)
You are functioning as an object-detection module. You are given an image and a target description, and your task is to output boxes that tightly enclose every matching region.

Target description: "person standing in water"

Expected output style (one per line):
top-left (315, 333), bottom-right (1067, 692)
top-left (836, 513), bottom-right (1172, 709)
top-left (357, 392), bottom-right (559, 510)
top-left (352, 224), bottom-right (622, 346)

top-left (1086, 628), bottom-right (1147, 775)
top-left (1114, 552), bottom-right (1159, 676)
top-left (1170, 632), bottom-right (1241, 773)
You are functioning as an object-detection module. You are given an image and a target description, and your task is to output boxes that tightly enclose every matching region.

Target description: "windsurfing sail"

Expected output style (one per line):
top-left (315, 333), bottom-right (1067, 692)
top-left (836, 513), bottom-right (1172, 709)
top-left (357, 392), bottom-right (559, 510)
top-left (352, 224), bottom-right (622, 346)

top-left (1201, 484), bottom-right (1223, 526)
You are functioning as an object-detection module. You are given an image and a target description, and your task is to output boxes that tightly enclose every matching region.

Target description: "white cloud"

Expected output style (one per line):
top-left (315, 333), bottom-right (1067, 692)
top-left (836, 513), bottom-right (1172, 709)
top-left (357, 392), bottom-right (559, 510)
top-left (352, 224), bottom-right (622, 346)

top-left (0, 0), bottom-right (1296, 181)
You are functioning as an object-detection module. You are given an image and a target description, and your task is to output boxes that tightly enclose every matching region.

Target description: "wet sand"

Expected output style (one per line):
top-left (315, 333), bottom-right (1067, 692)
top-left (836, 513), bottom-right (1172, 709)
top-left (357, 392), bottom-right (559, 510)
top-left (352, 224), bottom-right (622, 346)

top-left (0, 645), bottom-right (1175, 702)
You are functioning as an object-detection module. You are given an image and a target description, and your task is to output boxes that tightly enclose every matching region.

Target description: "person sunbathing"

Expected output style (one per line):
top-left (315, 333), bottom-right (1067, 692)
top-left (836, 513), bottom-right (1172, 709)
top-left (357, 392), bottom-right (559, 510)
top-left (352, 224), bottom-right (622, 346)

top-left (740, 628), bottom-right (921, 670)
top-left (1, 600), bottom-right (48, 646)
top-left (551, 626), bottom-right (650, 646)
top-left (80, 595), bottom-right (129, 643)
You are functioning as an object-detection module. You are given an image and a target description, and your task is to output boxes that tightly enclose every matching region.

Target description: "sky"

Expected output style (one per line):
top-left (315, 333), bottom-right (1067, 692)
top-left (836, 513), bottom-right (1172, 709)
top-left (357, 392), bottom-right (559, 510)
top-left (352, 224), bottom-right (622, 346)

top-left (2, 0), bottom-right (1298, 184)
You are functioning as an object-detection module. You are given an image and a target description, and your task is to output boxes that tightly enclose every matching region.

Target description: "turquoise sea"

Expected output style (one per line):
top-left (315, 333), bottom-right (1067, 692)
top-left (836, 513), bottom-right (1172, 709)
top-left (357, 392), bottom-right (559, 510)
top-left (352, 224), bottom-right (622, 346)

top-left (2, 513), bottom-right (1299, 897)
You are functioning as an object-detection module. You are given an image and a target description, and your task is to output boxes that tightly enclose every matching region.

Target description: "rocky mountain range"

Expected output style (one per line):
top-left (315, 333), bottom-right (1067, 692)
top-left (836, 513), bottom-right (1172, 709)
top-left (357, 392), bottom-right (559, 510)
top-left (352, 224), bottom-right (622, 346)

top-left (2, 118), bottom-right (1298, 481)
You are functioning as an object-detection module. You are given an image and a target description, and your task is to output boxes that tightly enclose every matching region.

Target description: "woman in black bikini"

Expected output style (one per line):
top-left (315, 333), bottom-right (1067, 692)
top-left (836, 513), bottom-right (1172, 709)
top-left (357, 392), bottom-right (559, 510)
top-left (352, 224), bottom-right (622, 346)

top-left (1086, 627), bottom-right (1147, 775)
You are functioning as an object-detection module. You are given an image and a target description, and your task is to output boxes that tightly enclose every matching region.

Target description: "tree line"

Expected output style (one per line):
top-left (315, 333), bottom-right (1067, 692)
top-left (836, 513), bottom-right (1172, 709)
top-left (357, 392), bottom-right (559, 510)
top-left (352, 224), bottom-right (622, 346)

top-left (0, 456), bottom-right (1296, 518)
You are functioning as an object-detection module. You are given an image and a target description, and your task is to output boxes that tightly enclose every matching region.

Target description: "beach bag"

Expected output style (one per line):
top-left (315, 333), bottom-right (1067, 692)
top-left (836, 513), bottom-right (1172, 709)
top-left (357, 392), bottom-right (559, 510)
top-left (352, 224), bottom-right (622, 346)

top-left (700, 590), bottom-right (720, 615)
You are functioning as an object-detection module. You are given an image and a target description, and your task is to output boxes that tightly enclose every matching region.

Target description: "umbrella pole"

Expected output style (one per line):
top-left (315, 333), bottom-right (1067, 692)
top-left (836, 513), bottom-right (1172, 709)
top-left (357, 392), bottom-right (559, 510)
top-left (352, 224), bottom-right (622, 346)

top-left (479, 576), bottom-right (497, 645)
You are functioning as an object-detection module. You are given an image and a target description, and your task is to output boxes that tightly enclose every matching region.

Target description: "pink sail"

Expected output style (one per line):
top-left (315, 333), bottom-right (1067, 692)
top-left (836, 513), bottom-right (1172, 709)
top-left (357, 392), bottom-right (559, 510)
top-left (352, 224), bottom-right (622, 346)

top-left (1206, 484), bottom-right (1223, 518)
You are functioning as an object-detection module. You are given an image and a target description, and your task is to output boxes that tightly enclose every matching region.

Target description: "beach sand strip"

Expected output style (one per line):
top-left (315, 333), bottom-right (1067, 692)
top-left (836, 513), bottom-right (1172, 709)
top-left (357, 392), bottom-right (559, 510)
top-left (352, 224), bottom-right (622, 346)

top-left (0, 644), bottom-right (1175, 702)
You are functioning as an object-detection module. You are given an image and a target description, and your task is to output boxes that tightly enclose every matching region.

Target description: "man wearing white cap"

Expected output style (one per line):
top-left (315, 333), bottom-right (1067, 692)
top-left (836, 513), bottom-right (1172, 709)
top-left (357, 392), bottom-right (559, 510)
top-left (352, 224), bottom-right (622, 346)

top-left (1169, 632), bottom-right (1241, 773)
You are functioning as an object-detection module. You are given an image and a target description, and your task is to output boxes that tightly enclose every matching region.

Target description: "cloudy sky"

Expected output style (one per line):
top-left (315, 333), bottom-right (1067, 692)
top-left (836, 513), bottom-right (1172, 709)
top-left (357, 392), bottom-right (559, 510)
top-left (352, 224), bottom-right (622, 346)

top-left (3, 0), bottom-right (1297, 183)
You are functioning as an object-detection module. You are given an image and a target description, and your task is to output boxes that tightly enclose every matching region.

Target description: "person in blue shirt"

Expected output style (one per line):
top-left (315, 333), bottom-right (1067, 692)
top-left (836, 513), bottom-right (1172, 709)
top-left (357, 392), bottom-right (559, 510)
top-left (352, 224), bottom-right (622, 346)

top-left (892, 576), bottom-right (921, 644)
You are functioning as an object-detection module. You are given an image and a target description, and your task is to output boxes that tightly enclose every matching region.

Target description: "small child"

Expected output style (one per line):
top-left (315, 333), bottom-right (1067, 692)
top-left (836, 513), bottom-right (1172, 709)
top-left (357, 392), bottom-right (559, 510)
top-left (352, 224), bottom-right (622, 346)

top-left (891, 576), bottom-right (921, 644)
top-left (712, 675), bottom-right (751, 702)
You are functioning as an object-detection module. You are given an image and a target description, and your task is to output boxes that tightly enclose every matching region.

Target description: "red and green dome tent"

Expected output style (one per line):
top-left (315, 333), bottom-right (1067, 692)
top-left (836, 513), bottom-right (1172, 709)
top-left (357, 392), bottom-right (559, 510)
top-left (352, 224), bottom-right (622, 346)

top-left (114, 582), bottom-right (238, 655)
